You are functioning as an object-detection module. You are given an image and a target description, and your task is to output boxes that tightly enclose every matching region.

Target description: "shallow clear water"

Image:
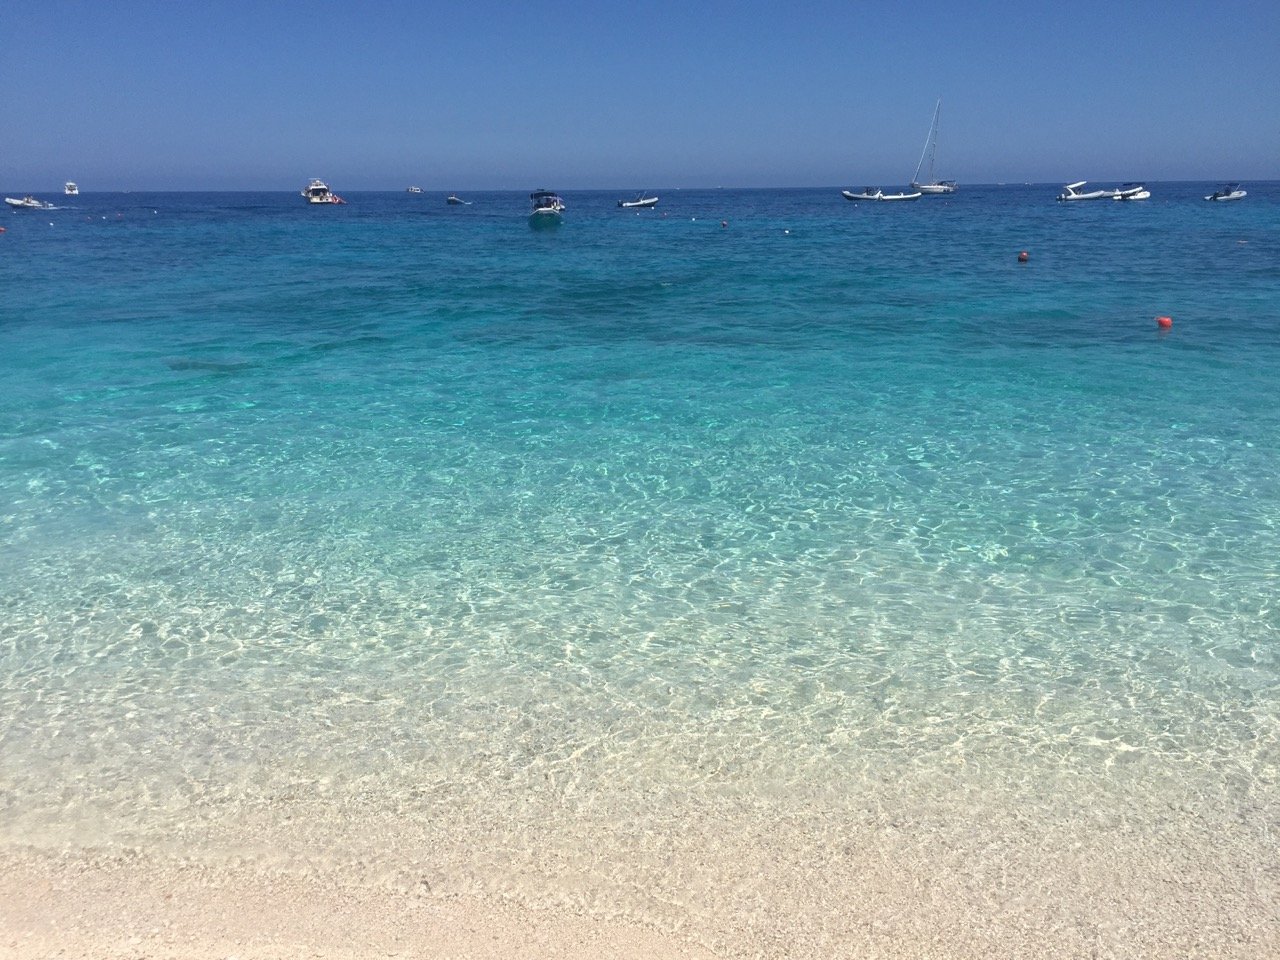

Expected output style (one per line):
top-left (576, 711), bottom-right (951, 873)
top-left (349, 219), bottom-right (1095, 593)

top-left (2, 185), bottom-right (1278, 927)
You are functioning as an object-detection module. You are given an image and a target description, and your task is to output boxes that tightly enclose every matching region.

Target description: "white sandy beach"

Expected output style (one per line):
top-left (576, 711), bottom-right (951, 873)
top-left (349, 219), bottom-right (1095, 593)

top-left (4, 775), bottom-right (1277, 960)
top-left (0, 850), bottom-right (716, 960)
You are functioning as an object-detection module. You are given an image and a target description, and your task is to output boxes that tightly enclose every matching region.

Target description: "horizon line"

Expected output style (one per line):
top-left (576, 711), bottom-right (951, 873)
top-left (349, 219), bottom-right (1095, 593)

top-left (6, 179), bottom-right (1272, 194)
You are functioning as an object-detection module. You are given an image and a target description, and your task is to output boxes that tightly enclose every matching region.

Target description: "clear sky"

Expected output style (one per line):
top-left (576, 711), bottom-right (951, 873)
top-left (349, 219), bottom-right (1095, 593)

top-left (4, 0), bottom-right (1277, 190)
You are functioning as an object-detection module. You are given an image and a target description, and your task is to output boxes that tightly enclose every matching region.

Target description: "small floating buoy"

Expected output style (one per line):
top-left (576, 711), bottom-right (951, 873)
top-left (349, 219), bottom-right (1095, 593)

top-left (1017, 250), bottom-right (1029, 263)
top-left (1156, 315), bottom-right (1173, 329)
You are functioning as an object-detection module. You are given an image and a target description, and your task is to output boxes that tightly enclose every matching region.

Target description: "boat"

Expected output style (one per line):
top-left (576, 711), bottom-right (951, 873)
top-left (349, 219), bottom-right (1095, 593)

top-left (1111, 183), bottom-right (1150, 201)
top-left (840, 188), bottom-right (921, 202)
top-left (64, 181), bottom-right (79, 196)
top-left (4, 195), bottom-right (56, 210)
top-left (446, 195), bottom-right (471, 205)
top-left (1056, 181), bottom-right (1111, 201)
top-left (301, 179), bottom-right (346, 204)
top-left (406, 186), bottom-right (423, 194)
top-left (618, 193), bottom-right (659, 208)
top-left (1205, 183), bottom-right (1246, 201)
top-left (910, 99), bottom-right (957, 194)
top-left (529, 189), bottom-right (565, 225)
top-left (915, 179), bottom-right (957, 196)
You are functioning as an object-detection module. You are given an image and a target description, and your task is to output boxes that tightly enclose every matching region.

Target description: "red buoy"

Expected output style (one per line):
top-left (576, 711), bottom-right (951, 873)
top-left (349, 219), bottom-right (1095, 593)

top-left (1017, 250), bottom-right (1028, 263)
top-left (1156, 315), bottom-right (1173, 329)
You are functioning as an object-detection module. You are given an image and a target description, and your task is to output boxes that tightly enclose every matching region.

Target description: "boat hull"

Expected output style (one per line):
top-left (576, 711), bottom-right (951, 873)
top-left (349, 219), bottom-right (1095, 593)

top-left (5, 197), bottom-right (54, 210)
top-left (1057, 180), bottom-right (1116, 201)
top-left (842, 190), bottom-right (921, 202)
top-left (618, 197), bottom-right (658, 208)
top-left (1206, 190), bottom-right (1246, 201)
top-left (912, 182), bottom-right (956, 194)
top-left (528, 210), bottom-right (563, 228)
top-left (1057, 188), bottom-right (1110, 201)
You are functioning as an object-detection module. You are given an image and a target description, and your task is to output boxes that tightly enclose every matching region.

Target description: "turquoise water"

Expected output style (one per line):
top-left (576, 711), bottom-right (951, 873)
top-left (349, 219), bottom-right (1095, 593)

top-left (2, 186), bottom-right (1278, 931)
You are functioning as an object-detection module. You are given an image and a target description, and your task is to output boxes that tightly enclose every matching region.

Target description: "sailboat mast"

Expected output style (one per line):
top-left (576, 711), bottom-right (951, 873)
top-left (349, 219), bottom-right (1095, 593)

top-left (912, 99), bottom-right (941, 185)
top-left (928, 99), bottom-right (940, 182)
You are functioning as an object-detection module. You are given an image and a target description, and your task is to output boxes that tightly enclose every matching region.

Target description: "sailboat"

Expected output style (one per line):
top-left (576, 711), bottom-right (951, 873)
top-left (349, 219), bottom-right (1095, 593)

top-left (910, 99), bottom-right (957, 195)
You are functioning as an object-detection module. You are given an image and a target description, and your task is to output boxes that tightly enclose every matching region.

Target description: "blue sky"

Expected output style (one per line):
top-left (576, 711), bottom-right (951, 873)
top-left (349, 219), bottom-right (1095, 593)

top-left (4, 0), bottom-right (1277, 190)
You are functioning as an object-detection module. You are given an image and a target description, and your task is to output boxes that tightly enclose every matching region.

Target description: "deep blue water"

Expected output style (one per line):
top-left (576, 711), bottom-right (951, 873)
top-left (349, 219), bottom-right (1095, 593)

top-left (1, 184), bottom-right (1278, 912)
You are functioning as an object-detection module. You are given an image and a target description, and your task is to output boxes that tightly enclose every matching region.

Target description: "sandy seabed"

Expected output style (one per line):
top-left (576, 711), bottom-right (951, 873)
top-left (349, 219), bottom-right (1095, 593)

top-left (0, 849), bottom-right (718, 960)
top-left (3, 783), bottom-right (1277, 960)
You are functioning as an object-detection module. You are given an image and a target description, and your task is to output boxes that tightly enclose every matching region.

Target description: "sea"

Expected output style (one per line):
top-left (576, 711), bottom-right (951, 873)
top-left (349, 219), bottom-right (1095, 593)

top-left (2, 184), bottom-right (1278, 949)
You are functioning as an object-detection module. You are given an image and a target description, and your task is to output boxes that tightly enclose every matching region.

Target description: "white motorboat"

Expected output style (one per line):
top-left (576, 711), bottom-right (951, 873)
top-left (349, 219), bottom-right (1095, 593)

top-left (841, 188), bottom-right (921, 202)
top-left (529, 189), bottom-right (565, 225)
top-left (446, 195), bottom-right (471, 205)
top-left (1111, 183), bottom-right (1150, 201)
top-left (4, 195), bottom-right (55, 210)
top-left (1057, 181), bottom-right (1111, 201)
top-left (406, 185), bottom-right (423, 194)
top-left (301, 179), bottom-right (346, 204)
top-left (64, 181), bottom-right (79, 196)
top-left (618, 193), bottom-right (658, 208)
top-left (910, 99), bottom-right (957, 194)
top-left (1205, 183), bottom-right (1246, 201)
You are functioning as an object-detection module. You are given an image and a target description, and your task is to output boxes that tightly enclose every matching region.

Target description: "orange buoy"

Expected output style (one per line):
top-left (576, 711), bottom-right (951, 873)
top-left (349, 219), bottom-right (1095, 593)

top-left (1156, 315), bottom-right (1173, 329)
